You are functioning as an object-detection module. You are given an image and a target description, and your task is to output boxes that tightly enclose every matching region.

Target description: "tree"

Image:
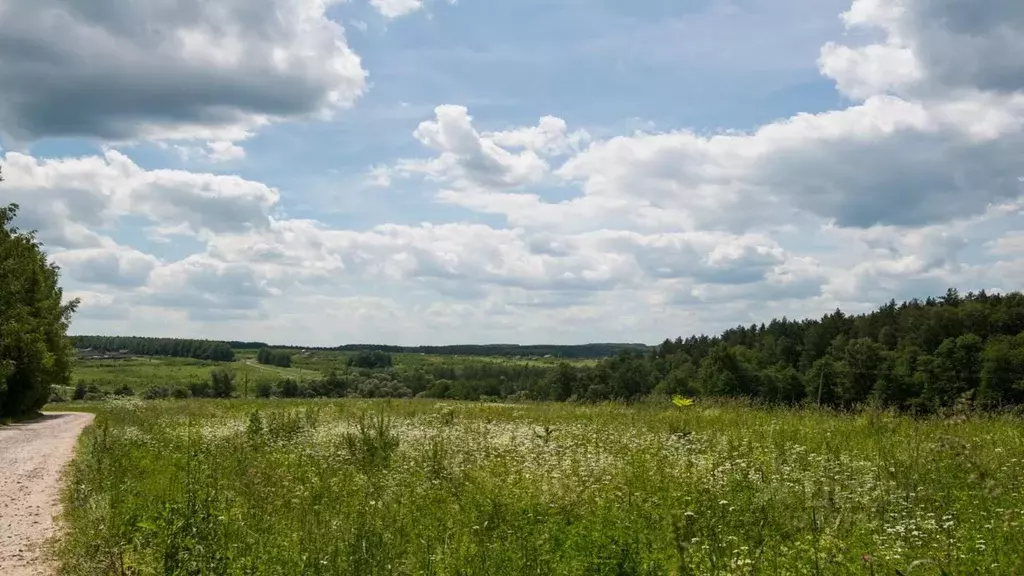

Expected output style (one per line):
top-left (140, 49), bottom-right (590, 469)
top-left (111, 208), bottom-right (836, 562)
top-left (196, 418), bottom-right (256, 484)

top-left (209, 368), bottom-right (237, 398)
top-left (0, 177), bottom-right (80, 418)
top-left (805, 356), bottom-right (845, 407)
top-left (347, 350), bottom-right (392, 369)
top-left (545, 362), bottom-right (580, 401)
top-left (696, 345), bottom-right (753, 397)
top-left (978, 335), bottom-right (1024, 407)
top-left (257, 347), bottom-right (292, 367)
top-left (839, 338), bottom-right (883, 406)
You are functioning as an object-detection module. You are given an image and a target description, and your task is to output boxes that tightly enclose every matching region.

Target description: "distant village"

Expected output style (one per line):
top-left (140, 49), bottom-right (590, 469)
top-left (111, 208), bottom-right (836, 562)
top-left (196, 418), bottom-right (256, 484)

top-left (76, 348), bottom-right (133, 360)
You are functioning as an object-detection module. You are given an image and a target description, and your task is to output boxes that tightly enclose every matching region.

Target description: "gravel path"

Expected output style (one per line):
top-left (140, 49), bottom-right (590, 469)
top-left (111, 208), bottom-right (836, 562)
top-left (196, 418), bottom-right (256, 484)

top-left (0, 412), bottom-right (94, 575)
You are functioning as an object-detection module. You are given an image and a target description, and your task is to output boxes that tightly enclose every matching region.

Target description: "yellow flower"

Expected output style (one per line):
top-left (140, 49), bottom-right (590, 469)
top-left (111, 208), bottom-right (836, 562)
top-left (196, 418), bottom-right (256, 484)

top-left (672, 395), bottom-right (694, 408)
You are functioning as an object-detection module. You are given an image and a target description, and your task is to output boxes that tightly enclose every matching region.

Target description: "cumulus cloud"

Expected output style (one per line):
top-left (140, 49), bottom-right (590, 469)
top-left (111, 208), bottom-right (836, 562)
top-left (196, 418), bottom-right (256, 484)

top-left (0, 0), bottom-right (366, 143)
top-left (0, 150), bottom-right (280, 246)
top-left (390, 2), bottom-right (1024, 234)
top-left (820, 0), bottom-right (1024, 100)
top-left (53, 244), bottom-right (161, 288)
top-left (394, 105), bottom-right (551, 189)
top-left (13, 0), bottom-right (1024, 344)
top-left (488, 116), bottom-right (590, 157)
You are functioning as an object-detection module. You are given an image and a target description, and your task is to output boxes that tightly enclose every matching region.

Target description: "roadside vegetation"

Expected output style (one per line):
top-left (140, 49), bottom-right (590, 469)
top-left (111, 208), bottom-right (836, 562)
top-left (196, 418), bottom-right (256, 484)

top-left (0, 167), bottom-right (78, 420)
top-left (57, 398), bottom-right (1024, 575)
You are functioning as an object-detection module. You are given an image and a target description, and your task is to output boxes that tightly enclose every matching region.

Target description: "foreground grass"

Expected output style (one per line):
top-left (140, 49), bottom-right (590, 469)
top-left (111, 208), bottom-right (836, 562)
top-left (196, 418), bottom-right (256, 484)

top-left (58, 399), bottom-right (1024, 575)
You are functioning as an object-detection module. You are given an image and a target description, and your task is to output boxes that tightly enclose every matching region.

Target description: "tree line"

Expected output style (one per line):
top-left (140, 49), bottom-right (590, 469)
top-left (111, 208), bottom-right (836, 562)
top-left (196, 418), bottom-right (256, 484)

top-left (332, 343), bottom-right (649, 359)
top-left (256, 347), bottom-right (292, 368)
top-left (564, 288), bottom-right (1024, 411)
top-left (246, 289), bottom-right (1024, 412)
top-left (72, 335), bottom-right (235, 362)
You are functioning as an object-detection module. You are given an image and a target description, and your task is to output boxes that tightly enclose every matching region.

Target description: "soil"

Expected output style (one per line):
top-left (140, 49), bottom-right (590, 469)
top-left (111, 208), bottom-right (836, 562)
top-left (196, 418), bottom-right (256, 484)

top-left (0, 412), bottom-right (94, 575)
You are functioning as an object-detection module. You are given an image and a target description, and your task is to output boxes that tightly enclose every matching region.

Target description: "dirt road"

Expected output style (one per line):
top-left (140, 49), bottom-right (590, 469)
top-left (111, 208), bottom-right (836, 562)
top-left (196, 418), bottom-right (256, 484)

top-left (0, 412), bottom-right (94, 575)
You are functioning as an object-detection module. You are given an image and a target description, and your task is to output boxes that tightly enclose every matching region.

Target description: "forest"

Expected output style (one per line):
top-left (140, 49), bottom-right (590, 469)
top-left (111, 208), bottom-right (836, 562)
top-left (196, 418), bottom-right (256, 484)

top-left (574, 288), bottom-right (1024, 410)
top-left (244, 289), bottom-right (1024, 412)
top-left (256, 347), bottom-right (293, 367)
top-left (71, 335), bottom-right (235, 362)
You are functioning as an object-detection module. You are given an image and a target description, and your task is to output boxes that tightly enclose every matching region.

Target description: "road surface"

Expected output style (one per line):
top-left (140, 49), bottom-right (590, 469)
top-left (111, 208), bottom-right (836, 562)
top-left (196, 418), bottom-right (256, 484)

top-left (0, 412), bottom-right (94, 575)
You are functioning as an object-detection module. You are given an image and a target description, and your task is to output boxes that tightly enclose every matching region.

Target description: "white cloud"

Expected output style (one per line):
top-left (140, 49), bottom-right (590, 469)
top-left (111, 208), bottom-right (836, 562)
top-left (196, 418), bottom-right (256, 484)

top-left (369, 0), bottom-right (456, 19)
top-left (0, 150), bottom-right (280, 247)
top-left (10, 0), bottom-right (1024, 345)
top-left (397, 105), bottom-right (551, 188)
top-left (54, 243), bottom-right (161, 288)
top-left (819, 0), bottom-right (1024, 100)
top-left (0, 0), bottom-right (366, 143)
top-left (488, 116), bottom-right (591, 156)
top-left (204, 141), bottom-right (248, 162)
top-left (371, 0), bottom-right (423, 19)
top-left (987, 232), bottom-right (1024, 256)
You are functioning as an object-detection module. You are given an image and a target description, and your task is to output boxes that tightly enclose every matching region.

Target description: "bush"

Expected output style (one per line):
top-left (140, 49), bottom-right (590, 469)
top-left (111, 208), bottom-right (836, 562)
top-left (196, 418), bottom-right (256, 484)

top-left (210, 368), bottom-right (236, 398)
top-left (188, 381), bottom-right (211, 398)
top-left (143, 387), bottom-right (171, 400)
top-left (255, 381), bottom-right (275, 399)
top-left (347, 350), bottom-right (393, 369)
top-left (278, 378), bottom-right (300, 398)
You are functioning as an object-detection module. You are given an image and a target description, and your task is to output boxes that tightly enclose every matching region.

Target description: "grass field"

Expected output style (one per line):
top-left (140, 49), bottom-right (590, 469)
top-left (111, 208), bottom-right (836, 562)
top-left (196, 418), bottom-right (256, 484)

top-left (71, 356), bottom-right (319, 394)
top-left (57, 398), bottom-right (1024, 575)
top-left (67, 350), bottom-right (589, 400)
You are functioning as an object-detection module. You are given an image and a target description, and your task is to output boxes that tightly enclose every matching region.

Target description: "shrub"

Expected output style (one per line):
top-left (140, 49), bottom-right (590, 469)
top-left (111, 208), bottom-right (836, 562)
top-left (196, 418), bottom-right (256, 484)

top-left (143, 387), bottom-right (170, 400)
top-left (255, 381), bottom-right (275, 399)
top-left (210, 368), bottom-right (236, 398)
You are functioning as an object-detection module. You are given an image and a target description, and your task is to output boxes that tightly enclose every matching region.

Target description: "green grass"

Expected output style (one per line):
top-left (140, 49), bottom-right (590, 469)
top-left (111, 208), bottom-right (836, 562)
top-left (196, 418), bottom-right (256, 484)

top-left (57, 398), bottom-right (1024, 575)
top-left (71, 356), bottom-right (318, 395)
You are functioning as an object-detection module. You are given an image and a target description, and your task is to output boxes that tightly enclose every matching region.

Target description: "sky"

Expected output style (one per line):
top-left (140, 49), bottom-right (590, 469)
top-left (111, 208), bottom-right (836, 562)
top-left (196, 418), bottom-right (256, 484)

top-left (1, 0), bottom-right (1023, 346)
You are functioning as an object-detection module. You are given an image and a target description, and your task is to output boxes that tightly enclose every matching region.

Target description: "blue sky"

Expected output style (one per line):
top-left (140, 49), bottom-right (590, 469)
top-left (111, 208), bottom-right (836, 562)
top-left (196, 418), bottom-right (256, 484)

top-left (2, 0), bottom-right (1023, 345)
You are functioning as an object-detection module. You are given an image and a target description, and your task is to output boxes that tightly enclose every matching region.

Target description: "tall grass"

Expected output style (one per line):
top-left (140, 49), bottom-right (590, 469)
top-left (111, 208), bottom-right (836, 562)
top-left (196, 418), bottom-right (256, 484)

top-left (58, 398), bottom-right (1024, 574)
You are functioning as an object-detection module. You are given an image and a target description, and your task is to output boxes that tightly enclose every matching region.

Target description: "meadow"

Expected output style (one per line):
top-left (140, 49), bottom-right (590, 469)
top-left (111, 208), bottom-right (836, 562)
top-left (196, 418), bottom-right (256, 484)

top-left (68, 355), bottom-right (321, 396)
top-left (62, 349), bottom-right (589, 402)
top-left (56, 398), bottom-right (1024, 575)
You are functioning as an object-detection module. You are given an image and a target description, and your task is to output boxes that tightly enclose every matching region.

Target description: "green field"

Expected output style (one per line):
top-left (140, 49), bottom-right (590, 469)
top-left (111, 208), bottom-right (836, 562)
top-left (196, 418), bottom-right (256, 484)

top-left (56, 398), bottom-right (1024, 575)
top-left (70, 355), bottom-right (321, 394)
top-left (64, 349), bottom-right (583, 401)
